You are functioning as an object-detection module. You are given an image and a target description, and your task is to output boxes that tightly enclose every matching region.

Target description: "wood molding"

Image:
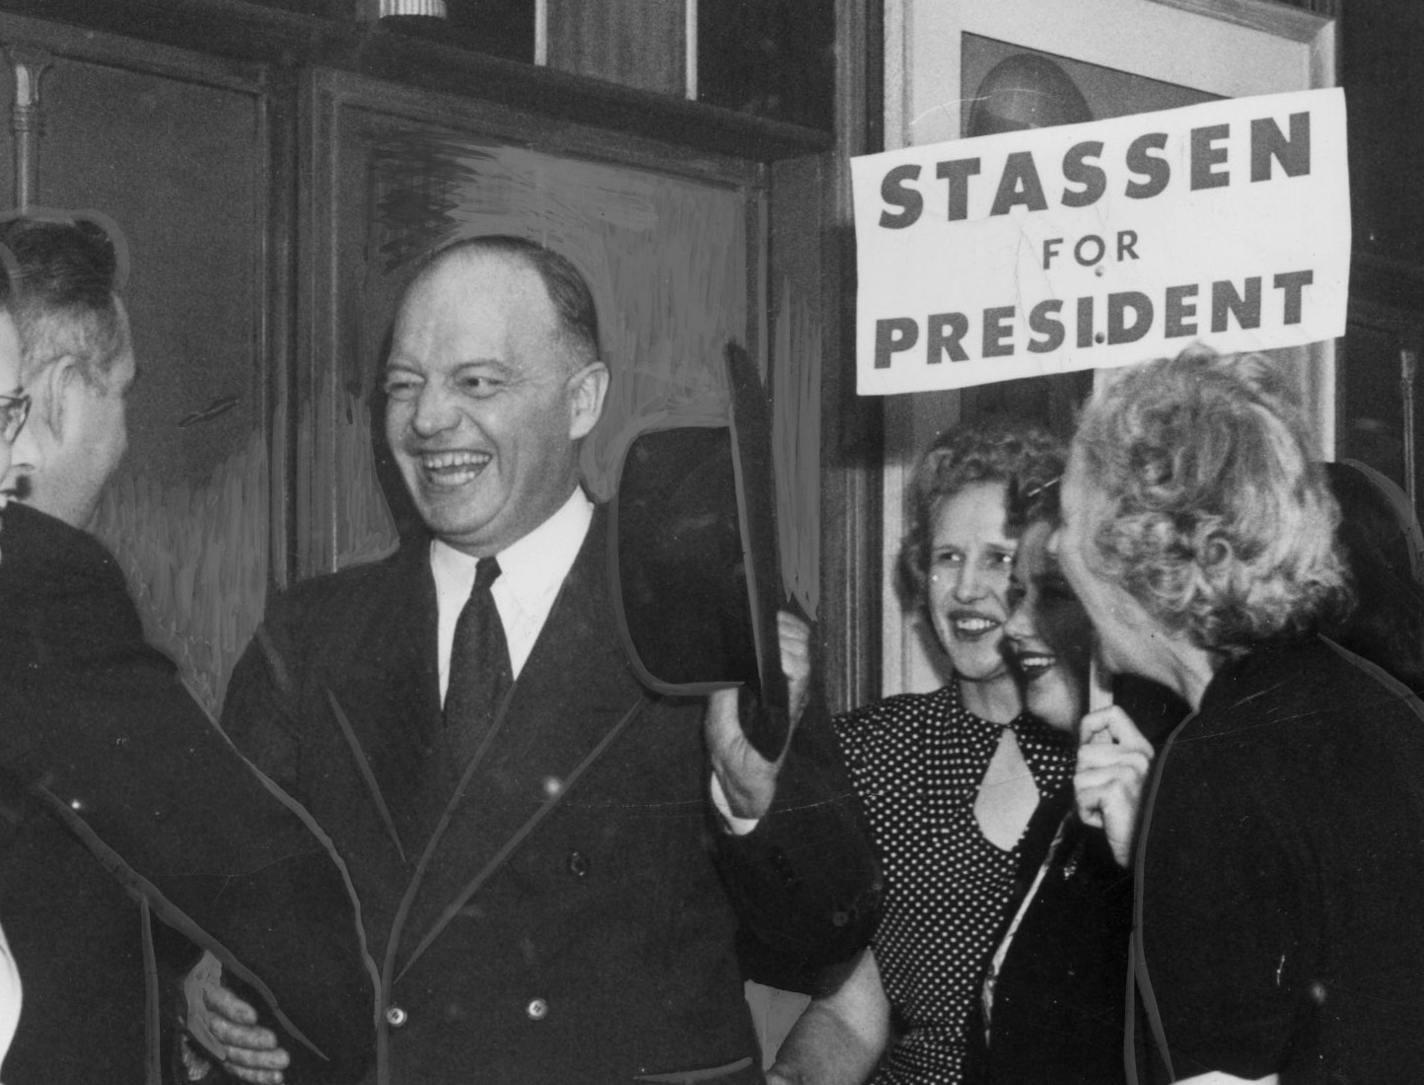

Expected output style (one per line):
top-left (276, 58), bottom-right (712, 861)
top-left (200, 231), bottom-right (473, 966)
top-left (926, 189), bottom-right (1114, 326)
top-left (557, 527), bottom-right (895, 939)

top-left (1145, 0), bottom-right (1333, 40)
top-left (818, 0), bottom-right (883, 713)
top-left (0, 0), bottom-right (833, 161)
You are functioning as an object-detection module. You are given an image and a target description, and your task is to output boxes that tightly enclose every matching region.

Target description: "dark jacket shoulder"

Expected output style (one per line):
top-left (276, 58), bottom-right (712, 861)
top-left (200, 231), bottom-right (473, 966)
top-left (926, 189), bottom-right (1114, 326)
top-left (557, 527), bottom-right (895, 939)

top-left (0, 503), bottom-right (149, 671)
top-left (271, 542), bottom-right (421, 627)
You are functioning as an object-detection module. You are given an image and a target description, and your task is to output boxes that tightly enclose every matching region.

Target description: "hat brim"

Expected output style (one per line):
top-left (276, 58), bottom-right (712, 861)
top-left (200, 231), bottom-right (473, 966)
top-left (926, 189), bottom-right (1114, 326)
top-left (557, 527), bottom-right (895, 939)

top-left (608, 342), bottom-right (791, 759)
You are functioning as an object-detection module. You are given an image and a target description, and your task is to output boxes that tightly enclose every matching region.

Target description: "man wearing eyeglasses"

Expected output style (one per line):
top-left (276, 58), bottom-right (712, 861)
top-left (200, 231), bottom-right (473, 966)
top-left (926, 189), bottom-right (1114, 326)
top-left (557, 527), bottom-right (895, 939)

top-left (0, 391), bottom-right (31, 473)
top-left (0, 217), bottom-right (374, 1085)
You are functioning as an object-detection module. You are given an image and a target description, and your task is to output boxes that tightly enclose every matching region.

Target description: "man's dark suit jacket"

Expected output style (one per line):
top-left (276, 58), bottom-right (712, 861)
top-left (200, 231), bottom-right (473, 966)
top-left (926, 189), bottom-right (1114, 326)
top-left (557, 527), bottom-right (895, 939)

top-left (0, 503), bottom-right (372, 1084)
top-left (221, 507), bottom-right (880, 1084)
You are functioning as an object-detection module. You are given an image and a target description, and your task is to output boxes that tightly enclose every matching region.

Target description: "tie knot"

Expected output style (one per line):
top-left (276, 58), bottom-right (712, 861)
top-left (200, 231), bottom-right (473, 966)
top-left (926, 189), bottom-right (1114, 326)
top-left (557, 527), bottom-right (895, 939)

top-left (474, 556), bottom-right (502, 593)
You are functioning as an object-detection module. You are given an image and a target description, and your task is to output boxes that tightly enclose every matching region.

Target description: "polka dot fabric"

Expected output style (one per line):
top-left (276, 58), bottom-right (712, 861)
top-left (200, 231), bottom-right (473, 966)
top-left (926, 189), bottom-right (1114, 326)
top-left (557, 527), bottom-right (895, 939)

top-left (836, 684), bottom-right (1074, 1083)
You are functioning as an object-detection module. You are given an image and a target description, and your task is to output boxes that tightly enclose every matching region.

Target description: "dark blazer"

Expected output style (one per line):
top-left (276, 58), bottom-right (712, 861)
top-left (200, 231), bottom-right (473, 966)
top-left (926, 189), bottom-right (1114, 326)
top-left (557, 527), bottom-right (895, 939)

top-left (0, 503), bottom-right (373, 1085)
top-left (969, 797), bottom-right (1132, 1085)
top-left (969, 678), bottom-right (1184, 1085)
top-left (1134, 637), bottom-right (1424, 1083)
top-left (221, 507), bottom-right (880, 1085)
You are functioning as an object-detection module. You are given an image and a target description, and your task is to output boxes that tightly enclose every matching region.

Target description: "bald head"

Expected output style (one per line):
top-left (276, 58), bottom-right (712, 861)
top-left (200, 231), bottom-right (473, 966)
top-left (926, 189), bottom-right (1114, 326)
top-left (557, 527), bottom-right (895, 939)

top-left (407, 236), bottom-right (601, 376)
top-left (383, 238), bottom-right (609, 556)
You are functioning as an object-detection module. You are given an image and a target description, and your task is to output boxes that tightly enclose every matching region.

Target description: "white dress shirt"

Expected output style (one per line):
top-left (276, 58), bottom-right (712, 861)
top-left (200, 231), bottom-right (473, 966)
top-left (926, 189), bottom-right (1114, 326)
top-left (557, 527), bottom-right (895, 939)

top-left (430, 487), bottom-right (594, 705)
top-left (426, 486), bottom-right (757, 832)
top-left (0, 919), bottom-right (19, 1084)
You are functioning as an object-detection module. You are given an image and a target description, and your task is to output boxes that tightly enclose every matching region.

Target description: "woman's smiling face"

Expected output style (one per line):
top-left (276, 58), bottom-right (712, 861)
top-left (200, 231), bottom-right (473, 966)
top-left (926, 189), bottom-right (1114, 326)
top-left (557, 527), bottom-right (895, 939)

top-left (926, 481), bottom-right (1018, 685)
top-left (1003, 518), bottom-right (1094, 732)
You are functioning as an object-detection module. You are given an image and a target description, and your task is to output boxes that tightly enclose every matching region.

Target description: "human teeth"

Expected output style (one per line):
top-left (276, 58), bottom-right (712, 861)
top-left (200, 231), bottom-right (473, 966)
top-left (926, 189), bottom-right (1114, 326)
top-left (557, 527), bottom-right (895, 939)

top-left (421, 451), bottom-right (489, 469)
top-left (417, 450), bottom-right (491, 487)
top-left (953, 618), bottom-right (997, 632)
top-left (1016, 653), bottom-right (1057, 676)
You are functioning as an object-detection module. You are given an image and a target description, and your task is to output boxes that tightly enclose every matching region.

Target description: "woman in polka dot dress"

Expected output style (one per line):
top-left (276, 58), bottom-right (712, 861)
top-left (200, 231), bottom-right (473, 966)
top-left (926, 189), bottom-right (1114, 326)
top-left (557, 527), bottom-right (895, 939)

top-left (768, 420), bottom-right (1076, 1085)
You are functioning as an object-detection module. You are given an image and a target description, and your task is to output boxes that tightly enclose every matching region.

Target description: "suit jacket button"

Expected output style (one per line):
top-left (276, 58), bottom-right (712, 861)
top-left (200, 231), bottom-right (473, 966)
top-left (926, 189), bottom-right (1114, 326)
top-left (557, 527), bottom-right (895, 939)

top-left (566, 850), bottom-right (589, 877)
top-left (526, 998), bottom-right (549, 1021)
top-left (385, 1005), bottom-right (408, 1028)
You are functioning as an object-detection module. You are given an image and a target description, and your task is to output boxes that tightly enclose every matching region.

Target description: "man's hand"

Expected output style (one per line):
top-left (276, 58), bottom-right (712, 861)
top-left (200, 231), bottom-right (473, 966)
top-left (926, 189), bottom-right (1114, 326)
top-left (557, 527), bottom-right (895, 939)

top-left (706, 611), bottom-right (813, 820)
top-left (184, 958), bottom-right (292, 1085)
top-left (1075, 705), bottom-right (1154, 868)
top-left (778, 609), bottom-right (812, 726)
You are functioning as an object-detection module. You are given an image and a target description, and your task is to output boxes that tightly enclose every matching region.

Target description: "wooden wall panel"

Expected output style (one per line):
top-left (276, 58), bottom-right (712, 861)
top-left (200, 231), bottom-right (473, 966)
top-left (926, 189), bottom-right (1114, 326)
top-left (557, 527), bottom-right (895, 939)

top-left (0, 16), bottom-right (279, 714)
top-left (815, 0), bottom-right (881, 713)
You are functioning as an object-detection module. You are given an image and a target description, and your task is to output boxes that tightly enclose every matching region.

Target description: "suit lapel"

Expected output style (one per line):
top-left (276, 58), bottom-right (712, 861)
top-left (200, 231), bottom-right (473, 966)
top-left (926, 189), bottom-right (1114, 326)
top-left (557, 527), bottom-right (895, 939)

top-left (319, 543), bottom-right (453, 859)
top-left (395, 510), bottom-right (650, 961)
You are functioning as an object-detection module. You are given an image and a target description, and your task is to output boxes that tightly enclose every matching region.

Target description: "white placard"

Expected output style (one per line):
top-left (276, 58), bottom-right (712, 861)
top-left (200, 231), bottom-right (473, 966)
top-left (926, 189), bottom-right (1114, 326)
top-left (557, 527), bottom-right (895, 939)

top-left (851, 88), bottom-right (1350, 395)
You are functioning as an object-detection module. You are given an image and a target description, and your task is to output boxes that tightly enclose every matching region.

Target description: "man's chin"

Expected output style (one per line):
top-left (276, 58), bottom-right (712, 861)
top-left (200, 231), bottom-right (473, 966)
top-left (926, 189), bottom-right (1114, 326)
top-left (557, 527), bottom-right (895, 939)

top-left (412, 486), bottom-right (488, 526)
top-left (418, 506), bottom-right (503, 555)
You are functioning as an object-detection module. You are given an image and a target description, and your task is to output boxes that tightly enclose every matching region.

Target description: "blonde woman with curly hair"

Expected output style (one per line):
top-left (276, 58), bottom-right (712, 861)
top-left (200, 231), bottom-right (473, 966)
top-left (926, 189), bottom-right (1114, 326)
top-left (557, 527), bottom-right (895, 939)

top-left (1057, 345), bottom-right (1424, 1084)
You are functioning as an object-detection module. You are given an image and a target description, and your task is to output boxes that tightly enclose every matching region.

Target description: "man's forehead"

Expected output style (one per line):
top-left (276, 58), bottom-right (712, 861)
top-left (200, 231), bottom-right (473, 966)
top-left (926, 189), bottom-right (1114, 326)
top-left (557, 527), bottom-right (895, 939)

top-left (388, 264), bottom-right (568, 375)
top-left (401, 252), bottom-right (554, 328)
top-left (416, 247), bottom-right (544, 299)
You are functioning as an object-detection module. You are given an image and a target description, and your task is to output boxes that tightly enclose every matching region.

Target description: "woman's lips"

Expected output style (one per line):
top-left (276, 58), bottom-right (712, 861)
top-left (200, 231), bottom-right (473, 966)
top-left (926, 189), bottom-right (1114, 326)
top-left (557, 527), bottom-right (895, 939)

top-left (948, 611), bottom-right (1002, 641)
top-left (1009, 647), bottom-right (1059, 682)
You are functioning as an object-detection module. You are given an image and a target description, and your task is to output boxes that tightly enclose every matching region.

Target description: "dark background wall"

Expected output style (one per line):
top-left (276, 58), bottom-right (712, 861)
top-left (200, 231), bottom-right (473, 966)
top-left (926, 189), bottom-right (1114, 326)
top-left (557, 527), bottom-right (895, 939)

top-left (1336, 0), bottom-right (1424, 507)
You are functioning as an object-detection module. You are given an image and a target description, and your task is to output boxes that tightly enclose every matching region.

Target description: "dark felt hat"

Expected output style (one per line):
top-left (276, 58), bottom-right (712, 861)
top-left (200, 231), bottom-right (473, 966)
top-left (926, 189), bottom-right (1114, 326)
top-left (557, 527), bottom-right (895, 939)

top-left (607, 342), bottom-right (792, 760)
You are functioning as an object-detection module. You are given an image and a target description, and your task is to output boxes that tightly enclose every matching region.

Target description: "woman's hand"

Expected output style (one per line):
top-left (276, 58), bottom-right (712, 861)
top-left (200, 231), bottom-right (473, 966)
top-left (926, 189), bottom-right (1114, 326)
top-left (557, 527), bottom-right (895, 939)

top-left (766, 947), bottom-right (889, 1085)
top-left (777, 610), bottom-right (813, 727)
top-left (1075, 705), bottom-right (1154, 867)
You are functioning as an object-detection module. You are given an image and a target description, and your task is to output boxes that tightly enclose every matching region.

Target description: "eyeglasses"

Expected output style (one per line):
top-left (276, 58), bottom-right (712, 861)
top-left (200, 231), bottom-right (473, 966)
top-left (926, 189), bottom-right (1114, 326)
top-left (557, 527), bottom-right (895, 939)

top-left (0, 392), bottom-right (30, 445)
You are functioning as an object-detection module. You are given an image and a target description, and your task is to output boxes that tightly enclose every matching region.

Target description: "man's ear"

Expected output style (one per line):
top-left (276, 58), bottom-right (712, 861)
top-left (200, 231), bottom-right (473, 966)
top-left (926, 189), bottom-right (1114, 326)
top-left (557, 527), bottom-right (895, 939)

top-left (567, 360), bottom-right (609, 441)
top-left (34, 356), bottom-right (82, 440)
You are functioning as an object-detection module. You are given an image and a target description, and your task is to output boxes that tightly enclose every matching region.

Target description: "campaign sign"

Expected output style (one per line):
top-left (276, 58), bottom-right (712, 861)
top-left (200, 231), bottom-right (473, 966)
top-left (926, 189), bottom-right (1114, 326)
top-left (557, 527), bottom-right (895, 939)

top-left (851, 88), bottom-right (1350, 395)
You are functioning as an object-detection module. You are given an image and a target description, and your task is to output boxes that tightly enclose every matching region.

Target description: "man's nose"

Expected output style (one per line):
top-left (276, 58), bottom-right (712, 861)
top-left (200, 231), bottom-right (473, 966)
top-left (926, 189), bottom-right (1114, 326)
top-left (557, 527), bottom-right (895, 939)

top-left (8, 418), bottom-right (42, 477)
top-left (410, 382), bottom-right (460, 436)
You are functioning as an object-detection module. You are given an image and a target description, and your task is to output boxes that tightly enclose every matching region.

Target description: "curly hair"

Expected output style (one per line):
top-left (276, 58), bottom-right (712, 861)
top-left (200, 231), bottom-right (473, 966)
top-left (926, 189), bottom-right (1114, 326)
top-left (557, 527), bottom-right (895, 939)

top-left (899, 417), bottom-right (1064, 607)
top-left (1070, 345), bottom-right (1348, 656)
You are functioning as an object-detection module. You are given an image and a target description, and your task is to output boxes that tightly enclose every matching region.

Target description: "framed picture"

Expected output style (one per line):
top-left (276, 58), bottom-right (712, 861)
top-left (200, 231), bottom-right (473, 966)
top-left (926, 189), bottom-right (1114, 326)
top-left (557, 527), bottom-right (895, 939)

top-left (877, 0), bottom-right (1338, 695)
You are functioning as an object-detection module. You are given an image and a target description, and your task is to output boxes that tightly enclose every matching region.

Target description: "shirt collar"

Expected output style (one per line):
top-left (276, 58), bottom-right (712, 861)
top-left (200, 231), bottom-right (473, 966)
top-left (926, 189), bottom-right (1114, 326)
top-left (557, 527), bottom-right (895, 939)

top-left (490, 487), bottom-right (595, 596)
top-left (430, 487), bottom-right (594, 602)
top-left (429, 488), bottom-right (594, 687)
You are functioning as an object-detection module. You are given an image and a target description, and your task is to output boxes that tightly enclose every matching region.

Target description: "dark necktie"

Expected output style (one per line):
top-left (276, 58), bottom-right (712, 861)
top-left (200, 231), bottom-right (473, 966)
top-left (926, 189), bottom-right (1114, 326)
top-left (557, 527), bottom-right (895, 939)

top-left (444, 556), bottom-right (512, 764)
